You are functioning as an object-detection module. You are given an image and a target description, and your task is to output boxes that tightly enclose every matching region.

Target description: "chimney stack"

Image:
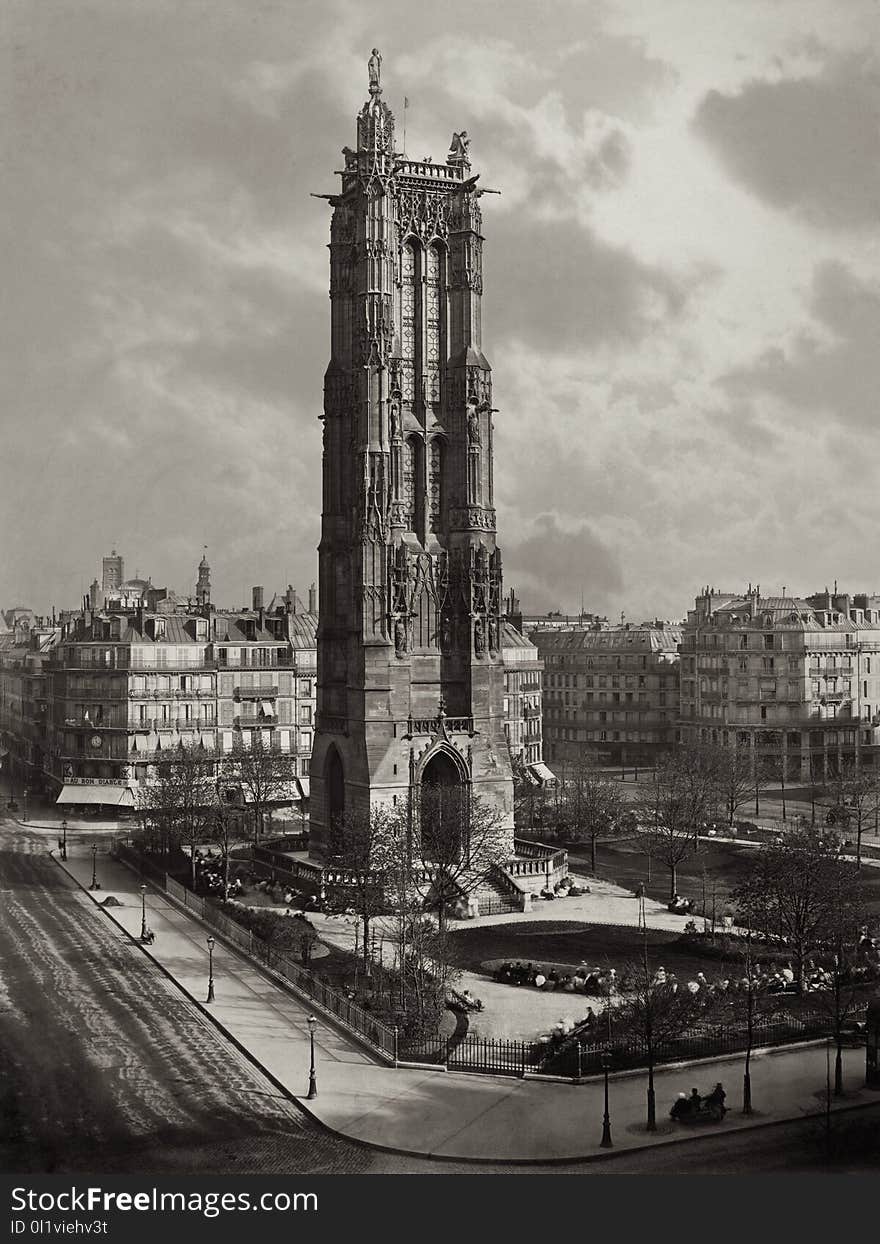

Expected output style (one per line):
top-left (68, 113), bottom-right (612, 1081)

top-left (252, 586), bottom-right (264, 612)
top-left (308, 582), bottom-right (317, 613)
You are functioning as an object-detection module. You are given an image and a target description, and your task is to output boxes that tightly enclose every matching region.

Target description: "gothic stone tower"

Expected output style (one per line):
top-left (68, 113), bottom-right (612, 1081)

top-left (309, 53), bottom-right (514, 859)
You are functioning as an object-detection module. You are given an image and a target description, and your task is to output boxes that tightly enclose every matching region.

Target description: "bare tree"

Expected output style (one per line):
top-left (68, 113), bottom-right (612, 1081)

top-left (808, 865), bottom-right (867, 1096)
top-left (209, 795), bottom-right (249, 898)
top-left (829, 761), bottom-right (879, 869)
top-left (399, 911), bottom-right (461, 1035)
top-left (707, 744), bottom-right (757, 826)
top-left (512, 768), bottom-right (550, 837)
top-left (705, 934), bottom-right (774, 1114)
top-left (615, 935), bottom-right (706, 1130)
top-left (562, 755), bottom-right (625, 872)
top-left (222, 731), bottom-right (297, 845)
top-left (407, 785), bottom-right (511, 933)
top-left (137, 741), bottom-right (216, 888)
top-left (325, 806), bottom-right (395, 980)
top-left (732, 828), bottom-right (863, 991)
top-left (635, 748), bottom-right (721, 900)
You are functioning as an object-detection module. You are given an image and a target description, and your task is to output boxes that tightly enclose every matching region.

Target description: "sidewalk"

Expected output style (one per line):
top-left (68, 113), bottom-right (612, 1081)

top-left (54, 843), bottom-right (878, 1164)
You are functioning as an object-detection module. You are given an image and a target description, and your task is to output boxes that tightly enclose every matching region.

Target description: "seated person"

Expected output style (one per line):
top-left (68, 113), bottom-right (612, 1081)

top-left (670, 1092), bottom-right (690, 1120)
top-left (689, 1087), bottom-right (702, 1112)
top-left (562, 975), bottom-right (577, 992)
top-left (705, 1082), bottom-right (726, 1112)
top-left (534, 970), bottom-right (547, 989)
top-left (584, 1006), bottom-right (597, 1027)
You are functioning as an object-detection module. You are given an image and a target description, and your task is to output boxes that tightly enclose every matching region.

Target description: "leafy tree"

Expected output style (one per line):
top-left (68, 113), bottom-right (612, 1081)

top-left (221, 731), bottom-right (297, 845)
top-left (732, 828), bottom-right (863, 991)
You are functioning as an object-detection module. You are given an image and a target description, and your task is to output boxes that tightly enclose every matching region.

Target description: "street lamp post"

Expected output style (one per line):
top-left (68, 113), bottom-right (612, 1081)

top-left (60, 819), bottom-right (68, 861)
top-left (600, 1051), bottom-right (613, 1148)
top-left (140, 884), bottom-right (148, 942)
top-left (307, 1015), bottom-right (318, 1099)
top-left (206, 936), bottom-right (215, 1003)
top-left (89, 843), bottom-right (100, 891)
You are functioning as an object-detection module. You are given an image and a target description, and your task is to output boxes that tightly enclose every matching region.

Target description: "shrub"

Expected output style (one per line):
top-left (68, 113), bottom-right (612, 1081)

top-left (215, 899), bottom-right (317, 957)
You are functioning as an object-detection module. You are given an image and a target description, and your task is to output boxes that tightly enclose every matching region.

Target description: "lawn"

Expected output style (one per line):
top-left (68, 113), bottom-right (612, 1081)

top-left (567, 837), bottom-right (880, 921)
top-left (448, 920), bottom-right (751, 982)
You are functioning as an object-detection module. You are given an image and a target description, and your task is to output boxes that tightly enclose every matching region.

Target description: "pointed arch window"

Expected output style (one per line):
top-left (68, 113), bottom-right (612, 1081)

top-left (400, 242), bottom-right (417, 404)
top-left (403, 436), bottom-right (418, 531)
top-left (424, 244), bottom-right (441, 404)
top-left (428, 437), bottom-right (443, 529)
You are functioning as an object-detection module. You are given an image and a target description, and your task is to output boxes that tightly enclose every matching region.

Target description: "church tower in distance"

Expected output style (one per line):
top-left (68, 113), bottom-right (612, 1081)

top-left (309, 51), bottom-right (514, 859)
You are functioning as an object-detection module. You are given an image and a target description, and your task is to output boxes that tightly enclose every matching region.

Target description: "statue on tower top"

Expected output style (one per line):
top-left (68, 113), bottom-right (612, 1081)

top-left (448, 130), bottom-right (471, 169)
top-left (368, 48), bottom-right (382, 95)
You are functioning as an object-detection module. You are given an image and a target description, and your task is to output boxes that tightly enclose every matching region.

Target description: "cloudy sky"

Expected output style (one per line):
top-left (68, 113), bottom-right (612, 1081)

top-left (3, 0), bottom-right (880, 621)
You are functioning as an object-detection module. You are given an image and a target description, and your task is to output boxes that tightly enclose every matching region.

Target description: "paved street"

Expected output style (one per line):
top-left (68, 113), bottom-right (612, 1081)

top-left (3, 803), bottom-right (879, 1174)
top-left (0, 815), bottom-right (495, 1175)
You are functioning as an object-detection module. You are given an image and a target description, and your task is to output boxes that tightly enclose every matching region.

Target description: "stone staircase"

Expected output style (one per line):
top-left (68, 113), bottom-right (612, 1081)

top-left (471, 869), bottom-right (524, 916)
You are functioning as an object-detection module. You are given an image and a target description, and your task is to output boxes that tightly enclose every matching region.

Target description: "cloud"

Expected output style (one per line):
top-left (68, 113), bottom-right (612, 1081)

top-left (504, 514), bottom-right (624, 609)
top-left (694, 52), bottom-right (880, 230)
top-left (3, 0), bottom-right (880, 625)
top-left (486, 214), bottom-right (692, 352)
top-left (720, 261), bottom-right (880, 427)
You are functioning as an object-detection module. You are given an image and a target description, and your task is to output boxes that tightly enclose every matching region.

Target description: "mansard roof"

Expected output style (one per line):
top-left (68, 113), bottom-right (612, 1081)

top-left (531, 625), bottom-right (682, 652)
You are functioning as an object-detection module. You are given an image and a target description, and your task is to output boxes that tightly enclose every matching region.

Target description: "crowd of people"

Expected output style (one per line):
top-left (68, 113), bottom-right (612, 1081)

top-left (193, 850), bottom-right (235, 896)
top-left (670, 1083), bottom-right (727, 1122)
top-left (538, 878), bottom-right (590, 901)
top-left (494, 961), bottom-right (618, 995)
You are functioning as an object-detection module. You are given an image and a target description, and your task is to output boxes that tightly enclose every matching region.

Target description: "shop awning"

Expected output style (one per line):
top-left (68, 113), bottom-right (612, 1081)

top-left (56, 784), bottom-right (136, 807)
top-left (260, 701), bottom-right (275, 717)
top-left (528, 763), bottom-right (557, 787)
top-left (0, 748), bottom-right (9, 760)
top-left (297, 777), bottom-right (310, 799)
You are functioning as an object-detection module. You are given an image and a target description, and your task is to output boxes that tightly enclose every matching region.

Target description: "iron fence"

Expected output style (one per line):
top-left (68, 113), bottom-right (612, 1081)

top-left (541, 1015), bottom-right (834, 1078)
top-left (111, 840), bottom-right (839, 1082)
top-left (112, 841), bottom-right (396, 1061)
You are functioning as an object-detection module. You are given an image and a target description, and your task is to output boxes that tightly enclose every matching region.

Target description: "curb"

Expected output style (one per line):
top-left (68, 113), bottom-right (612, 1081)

top-left (109, 850), bottom-right (394, 1069)
top-left (49, 849), bottom-right (879, 1168)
